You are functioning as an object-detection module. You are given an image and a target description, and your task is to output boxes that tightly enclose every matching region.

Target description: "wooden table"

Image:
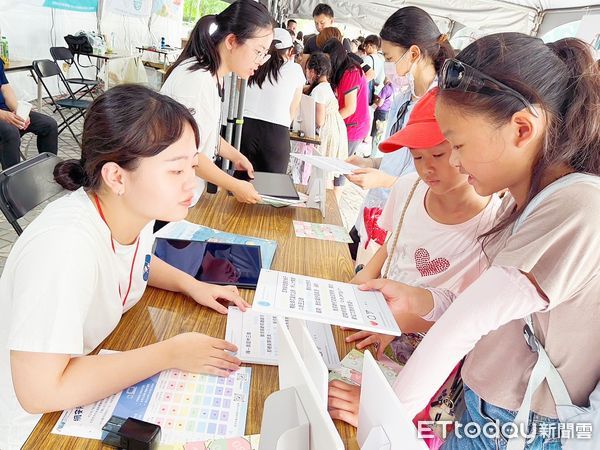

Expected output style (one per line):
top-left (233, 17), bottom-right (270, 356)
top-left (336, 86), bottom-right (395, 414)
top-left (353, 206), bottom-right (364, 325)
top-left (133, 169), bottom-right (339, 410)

top-left (24, 189), bottom-right (360, 449)
top-left (290, 130), bottom-right (321, 145)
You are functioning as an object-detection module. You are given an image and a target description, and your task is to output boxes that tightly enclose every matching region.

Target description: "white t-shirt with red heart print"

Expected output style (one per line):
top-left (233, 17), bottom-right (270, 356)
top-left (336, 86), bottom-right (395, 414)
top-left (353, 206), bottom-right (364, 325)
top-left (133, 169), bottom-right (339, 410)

top-left (378, 172), bottom-right (501, 295)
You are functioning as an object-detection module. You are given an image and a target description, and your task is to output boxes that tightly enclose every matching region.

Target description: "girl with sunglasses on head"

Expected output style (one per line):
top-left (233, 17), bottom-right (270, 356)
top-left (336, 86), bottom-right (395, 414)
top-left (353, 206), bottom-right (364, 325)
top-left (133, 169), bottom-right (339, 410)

top-left (329, 90), bottom-right (500, 445)
top-left (346, 6), bottom-right (455, 266)
top-left (0, 85), bottom-right (250, 450)
top-left (161, 0), bottom-right (273, 206)
top-left (338, 34), bottom-right (600, 449)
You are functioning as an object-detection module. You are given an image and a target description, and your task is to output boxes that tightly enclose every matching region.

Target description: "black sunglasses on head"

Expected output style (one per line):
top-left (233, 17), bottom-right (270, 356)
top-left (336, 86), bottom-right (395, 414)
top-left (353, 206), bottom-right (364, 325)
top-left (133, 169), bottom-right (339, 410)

top-left (440, 58), bottom-right (539, 117)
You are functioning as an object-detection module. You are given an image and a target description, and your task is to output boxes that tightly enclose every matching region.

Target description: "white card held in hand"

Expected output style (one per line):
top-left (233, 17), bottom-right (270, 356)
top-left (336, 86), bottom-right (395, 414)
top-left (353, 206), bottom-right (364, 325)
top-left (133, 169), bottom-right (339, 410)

top-left (290, 154), bottom-right (359, 174)
top-left (252, 270), bottom-right (401, 336)
top-left (225, 307), bottom-right (341, 369)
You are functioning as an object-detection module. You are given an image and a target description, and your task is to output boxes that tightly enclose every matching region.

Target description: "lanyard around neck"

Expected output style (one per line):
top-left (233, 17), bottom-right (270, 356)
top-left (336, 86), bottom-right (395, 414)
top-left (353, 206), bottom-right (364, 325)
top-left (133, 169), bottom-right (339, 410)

top-left (93, 193), bottom-right (140, 307)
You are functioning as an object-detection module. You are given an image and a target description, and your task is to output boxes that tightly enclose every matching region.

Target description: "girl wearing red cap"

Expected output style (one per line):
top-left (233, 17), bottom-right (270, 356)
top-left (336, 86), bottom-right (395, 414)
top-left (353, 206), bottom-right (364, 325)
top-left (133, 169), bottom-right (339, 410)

top-left (328, 89), bottom-right (500, 438)
top-left (346, 6), bottom-right (455, 267)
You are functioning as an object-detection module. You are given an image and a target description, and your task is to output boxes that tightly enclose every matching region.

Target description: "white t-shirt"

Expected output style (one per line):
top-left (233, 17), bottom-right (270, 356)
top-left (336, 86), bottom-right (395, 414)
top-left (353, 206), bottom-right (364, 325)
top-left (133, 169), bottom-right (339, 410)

top-left (378, 172), bottom-right (501, 294)
top-left (161, 58), bottom-right (223, 204)
top-left (0, 188), bottom-right (155, 450)
top-left (244, 60), bottom-right (306, 127)
top-left (310, 81), bottom-right (336, 105)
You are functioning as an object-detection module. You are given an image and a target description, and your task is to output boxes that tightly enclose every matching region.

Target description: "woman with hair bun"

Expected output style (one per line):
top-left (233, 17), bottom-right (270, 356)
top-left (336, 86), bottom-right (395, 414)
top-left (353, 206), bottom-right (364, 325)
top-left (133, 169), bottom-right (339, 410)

top-left (0, 85), bottom-right (250, 450)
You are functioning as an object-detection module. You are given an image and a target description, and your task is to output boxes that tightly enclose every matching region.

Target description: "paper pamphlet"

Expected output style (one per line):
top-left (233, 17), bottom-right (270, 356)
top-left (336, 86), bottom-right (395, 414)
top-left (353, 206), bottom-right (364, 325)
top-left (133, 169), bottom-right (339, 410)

top-left (52, 350), bottom-right (252, 444)
top-left (252, 270), bottom-right (401, 336)
top-left (293, 220), bottom-right (353, 243)
top-left (225, 306), bottom-right (340, 369)
top-left (290, 154), bottom-right (359, 174)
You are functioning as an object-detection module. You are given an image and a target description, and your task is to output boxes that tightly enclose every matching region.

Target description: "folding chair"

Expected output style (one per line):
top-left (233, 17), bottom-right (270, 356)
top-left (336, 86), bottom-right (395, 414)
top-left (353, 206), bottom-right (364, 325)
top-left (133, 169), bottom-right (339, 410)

top-left (50, 46), bottom-right (99, 99)
top-left (32, 59), bottom-right (91, 147)
top-left (0, 152), bottom-right (64, 235)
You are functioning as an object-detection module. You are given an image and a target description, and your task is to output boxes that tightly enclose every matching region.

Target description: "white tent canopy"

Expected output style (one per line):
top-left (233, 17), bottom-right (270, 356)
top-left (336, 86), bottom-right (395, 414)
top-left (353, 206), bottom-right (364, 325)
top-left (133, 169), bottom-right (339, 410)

top-left (276, 0), bottom-right (599, 37)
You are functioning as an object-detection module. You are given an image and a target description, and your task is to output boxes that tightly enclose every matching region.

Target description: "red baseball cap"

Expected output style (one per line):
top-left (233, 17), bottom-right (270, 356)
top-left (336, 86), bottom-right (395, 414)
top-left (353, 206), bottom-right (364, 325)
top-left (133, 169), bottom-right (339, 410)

top-left (379, 87), bottom-right (446, 153)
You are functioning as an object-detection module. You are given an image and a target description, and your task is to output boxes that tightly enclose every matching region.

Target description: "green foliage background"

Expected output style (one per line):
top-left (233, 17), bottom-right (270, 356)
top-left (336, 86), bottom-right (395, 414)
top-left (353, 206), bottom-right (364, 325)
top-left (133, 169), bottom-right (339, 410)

top-left (183, 0), bottom-right (229, 24)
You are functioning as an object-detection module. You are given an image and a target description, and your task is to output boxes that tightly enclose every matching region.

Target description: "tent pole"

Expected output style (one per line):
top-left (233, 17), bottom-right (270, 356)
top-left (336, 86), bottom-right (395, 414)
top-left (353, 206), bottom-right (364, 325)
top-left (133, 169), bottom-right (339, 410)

top-left (225, 73), bottom-right (238, 145)
top-left (448, 19), bottom-right (456, 37)
top-left (531, 11), bottom-right (545, 36)
top-left (233, 79), bottom-right (247, 151)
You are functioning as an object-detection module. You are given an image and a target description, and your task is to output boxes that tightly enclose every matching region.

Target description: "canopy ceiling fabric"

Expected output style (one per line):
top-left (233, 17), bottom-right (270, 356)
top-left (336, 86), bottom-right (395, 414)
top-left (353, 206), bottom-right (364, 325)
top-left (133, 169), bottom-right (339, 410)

top-left (272, 0), bottom-right (599, 36)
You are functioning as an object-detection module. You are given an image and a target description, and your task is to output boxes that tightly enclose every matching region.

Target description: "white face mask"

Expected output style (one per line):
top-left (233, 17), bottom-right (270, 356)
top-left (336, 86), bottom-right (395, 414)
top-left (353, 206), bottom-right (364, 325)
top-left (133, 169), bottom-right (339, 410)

top-left (384, 49), bottom-right (411, 93)
top-left (407, 58), bottom-right (422, 99)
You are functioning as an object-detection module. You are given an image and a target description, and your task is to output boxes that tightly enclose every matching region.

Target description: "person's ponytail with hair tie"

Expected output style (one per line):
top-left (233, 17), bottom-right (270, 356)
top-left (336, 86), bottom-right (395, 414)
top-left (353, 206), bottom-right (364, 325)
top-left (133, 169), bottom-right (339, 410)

top-left (208, 14), bottom-right (219, 36)
top-left (53, 159), bottom-right (89, 191)
top-left (434, 33), bottom-right (454, 73)
top-left (545, 37), bottom-right (600, 172)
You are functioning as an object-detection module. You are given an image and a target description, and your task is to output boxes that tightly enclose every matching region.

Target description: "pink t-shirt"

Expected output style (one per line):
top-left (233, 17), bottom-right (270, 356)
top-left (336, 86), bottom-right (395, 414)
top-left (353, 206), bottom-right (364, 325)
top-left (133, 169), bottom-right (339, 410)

top-left (378, 172), bottom-right (500, 295)
top-left (336, 67), bottom-right (370, 142)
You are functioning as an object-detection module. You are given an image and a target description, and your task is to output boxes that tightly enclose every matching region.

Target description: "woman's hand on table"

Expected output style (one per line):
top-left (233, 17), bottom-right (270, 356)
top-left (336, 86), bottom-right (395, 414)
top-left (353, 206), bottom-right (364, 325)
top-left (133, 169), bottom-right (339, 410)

top-left (169, 332), bottom-right (241, 377)
top-left (187, 282), bottom-right (251, 314)
top-left (328, 380), bottom-right (361, 427)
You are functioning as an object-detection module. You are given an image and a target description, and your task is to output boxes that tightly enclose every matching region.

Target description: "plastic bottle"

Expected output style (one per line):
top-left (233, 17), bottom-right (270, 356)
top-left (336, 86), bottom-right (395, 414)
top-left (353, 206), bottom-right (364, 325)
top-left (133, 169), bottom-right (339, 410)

top-left (0, 36), bottom-right (8, 64)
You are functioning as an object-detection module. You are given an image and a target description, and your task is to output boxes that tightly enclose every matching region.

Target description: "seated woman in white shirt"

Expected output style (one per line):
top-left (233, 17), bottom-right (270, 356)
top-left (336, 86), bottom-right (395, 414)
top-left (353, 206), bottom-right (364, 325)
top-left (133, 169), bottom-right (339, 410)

top-left (0, 85), bottom-right (250, 450)
top-left (240, 27), bottom-right (306, 174)
top-left (161, 0), bottom-right (274, 204)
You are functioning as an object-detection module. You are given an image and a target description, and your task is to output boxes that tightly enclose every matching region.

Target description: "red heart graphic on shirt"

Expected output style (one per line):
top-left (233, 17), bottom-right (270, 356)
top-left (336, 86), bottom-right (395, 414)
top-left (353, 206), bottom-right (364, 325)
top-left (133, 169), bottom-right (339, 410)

top-left (414, 248), bottom-right (450, 277)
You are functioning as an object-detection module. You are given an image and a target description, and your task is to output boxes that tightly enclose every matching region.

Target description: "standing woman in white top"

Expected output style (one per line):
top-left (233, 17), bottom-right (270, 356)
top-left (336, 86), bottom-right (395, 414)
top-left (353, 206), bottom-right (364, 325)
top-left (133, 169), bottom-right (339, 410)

top-left (241, 28), bottom-right (306, 174)
top-left (0, 85), bottom-right (250, 450)
top-left (161, 0), bottom-right (274, 204)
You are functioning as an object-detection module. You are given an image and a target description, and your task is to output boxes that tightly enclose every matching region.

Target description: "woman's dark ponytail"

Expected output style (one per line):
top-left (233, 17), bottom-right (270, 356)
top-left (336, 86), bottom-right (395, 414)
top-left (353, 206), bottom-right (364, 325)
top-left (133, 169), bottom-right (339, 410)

top-left (546, 38), bottom-right (600, 172)
top-left (434, 34), bottom-right (455, 73)
top-left (167, 14), bottom-right (220, 78)
top-left (248, 43), bottom-right (287, 88)
top-left (54, 160), bottom-right (88, 191)
top-left (322, 39), bottom-right (360, 91)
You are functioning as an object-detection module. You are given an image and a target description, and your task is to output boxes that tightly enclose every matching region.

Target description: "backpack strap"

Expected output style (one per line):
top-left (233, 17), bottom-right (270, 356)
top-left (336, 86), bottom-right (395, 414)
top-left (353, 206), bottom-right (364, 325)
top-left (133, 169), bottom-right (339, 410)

top-left (512, 173), bottom-right (596, 232)
top-left (507, 173), bottom-right (599, 450)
